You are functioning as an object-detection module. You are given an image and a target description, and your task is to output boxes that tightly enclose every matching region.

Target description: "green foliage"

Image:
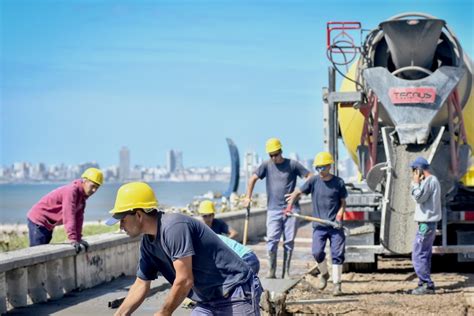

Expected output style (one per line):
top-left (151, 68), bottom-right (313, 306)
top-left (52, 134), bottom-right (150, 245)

top-left (0, 224), bottom-right (119, 252)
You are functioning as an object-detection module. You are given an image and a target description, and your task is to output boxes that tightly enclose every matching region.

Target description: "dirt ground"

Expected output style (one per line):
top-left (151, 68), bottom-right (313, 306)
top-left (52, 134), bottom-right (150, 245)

top-left (281, 258), bottom-right (474, 316)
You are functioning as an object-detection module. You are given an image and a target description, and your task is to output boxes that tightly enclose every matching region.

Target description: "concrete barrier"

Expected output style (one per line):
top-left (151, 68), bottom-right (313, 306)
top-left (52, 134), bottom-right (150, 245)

top-left (0, 233), bottom-right (141, 313)
top-left (0, 201), bottom-right (312, 313)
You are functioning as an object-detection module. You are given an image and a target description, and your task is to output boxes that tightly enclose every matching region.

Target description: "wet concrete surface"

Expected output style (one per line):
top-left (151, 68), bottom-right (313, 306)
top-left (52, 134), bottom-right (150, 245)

top-left (5, 276), bottom-right (190, 316)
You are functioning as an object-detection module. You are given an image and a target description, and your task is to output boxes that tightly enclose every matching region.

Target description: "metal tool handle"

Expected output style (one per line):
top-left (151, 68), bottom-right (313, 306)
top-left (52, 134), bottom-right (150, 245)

top-left (242, 205), bottom-right (250, 245)
top-left (288, 212), bottom-right (350, 236)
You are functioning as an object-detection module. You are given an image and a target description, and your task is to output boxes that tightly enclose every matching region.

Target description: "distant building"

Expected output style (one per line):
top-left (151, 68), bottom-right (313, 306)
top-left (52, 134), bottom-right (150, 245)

top-left (119, 147), bottom-right (130, 181)
top-left (30, 163), bottom-right (46, 181)
top-left (166, 150), bottom-right (176, 173)
top-left (338, 157), bottom-right (358, 182)
top-left (78, 162), bottom-right (100, 177)
top-left (305, 159), bottom-right (313, 171)
top-left (167, 149), bottom-right (183, 173)
top-left (13, 162), bottom-right (29, 180)
top-left (129, 166), bottom-right (142, 181)
top-left (175, 151), bottom-right (183, 171)
top-left (105, 166), bottom-right (119, 182)
top-left (243, 151), bottom-right (259, 184)
top-left (288, 152), bottom-right (300, 162)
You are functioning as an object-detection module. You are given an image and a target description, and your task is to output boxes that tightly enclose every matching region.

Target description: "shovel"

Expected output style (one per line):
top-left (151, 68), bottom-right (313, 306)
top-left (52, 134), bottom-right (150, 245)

top-left (284, 206), bottom-right (350, 236)
top-left (242, 205), bottom-right (250, 245)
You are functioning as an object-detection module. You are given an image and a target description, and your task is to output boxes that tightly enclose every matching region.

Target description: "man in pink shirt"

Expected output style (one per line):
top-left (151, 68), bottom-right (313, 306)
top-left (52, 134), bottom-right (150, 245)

top-left (27, 168), bottom-right (103, 252)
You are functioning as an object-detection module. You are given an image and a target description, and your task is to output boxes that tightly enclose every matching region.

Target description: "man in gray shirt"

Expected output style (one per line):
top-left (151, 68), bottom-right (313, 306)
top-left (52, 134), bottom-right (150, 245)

top-left (409, 157), bottom-right (442, 295)
top-left (243, 138), bottom-right (311, 279)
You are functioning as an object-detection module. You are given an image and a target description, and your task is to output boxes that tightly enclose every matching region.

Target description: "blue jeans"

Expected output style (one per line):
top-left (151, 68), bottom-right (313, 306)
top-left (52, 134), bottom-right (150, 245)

top-left (312, 225), bottom-right (345, 265)
top-left (412, 222), bottom-right (437, 288)
top-left (266, 208), bottom-right (297, 253)
top-left (192, 273), bottom-right (262, 316)
top-left (27, 218), bottom-right (53, 246)
top-left (242, 252), bottom-right (260, 275)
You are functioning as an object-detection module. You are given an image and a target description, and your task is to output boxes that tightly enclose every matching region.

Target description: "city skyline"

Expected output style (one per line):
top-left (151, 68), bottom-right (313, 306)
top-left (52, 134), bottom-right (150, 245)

top-left (0, 145), bottom-right (307, 173)
top-left (0, 143), bottom-right (360, 183)
top-left (1, 1), bottom-right (472, 167)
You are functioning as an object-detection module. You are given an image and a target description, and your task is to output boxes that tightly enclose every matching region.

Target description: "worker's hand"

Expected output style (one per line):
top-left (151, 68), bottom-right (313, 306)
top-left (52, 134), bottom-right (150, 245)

top-left (79, 240), bottom-right (89, 252)
top-left (285, 191), bottom-right (299, 206)
top-left (154, 311), bottom-right (171, 316)
top-left (241, 197), bottom-right (251, 208)
top-left (412, 169), bottom-right (422, 184)
top-left (71, 241), bottom-right (83, 254)
top-left (335, 210), bottom-right (344, 229)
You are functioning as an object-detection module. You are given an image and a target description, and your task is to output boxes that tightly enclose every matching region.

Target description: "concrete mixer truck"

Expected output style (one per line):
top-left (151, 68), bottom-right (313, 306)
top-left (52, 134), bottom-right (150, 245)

top-left (323, 12), bottom-right (474, 268)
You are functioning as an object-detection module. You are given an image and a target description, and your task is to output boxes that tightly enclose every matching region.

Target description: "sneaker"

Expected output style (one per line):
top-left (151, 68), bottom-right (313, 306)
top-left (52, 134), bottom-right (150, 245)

top-left (410, 284), bottom-right (435, 295)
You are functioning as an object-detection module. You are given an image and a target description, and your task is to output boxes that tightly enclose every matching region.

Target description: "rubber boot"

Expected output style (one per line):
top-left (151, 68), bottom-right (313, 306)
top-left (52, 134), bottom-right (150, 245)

top-left (318, 259), bottom-right (329, 290)
top-left (266, 251), bottom-right (277, 279)
top-left (281, 249), bottom-right (293, 279)
top-left (411, 284), bottom-right (435, 295)
top-left (332, 264), bottom-right (343, 296)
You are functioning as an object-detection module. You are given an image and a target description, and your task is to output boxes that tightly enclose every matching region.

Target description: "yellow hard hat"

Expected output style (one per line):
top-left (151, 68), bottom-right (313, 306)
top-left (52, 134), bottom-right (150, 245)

top-left (266, 138), bottom-right (282, 154)
top-left (81, 168), bottom-right (104, 186)
top-left (198, 200), bottom-right (215, 215)
top-left (109, 182), bottom-right (158, 215)
top-left (313, 152), bottom-right (334, 167)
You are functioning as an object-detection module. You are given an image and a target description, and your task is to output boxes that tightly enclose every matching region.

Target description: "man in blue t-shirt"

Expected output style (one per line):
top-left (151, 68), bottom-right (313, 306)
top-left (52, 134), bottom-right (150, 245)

top-left (105, 182), bottom-right (262, 315)
top-left (286, 152), bottom-right (347, 296)
top-left (243, 138), bottom-right (311, 279)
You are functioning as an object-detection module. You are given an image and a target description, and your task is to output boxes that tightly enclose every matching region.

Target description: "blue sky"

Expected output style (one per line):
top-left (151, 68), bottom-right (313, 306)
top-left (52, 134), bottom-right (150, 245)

top-left (1, 0), bottom-right (473, 168)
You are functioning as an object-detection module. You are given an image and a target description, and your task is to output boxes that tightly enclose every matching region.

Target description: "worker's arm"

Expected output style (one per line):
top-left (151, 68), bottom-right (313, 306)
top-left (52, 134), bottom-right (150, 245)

top-left (411, 177), bottom-right (433, 204)
top-left (157, 256), bottom-right (194, 316)
top-left (336, 199), bottom-right (346, 221)
top-left (285, 187), bottom-right (302, 207)
top-left (243, 174), bottom-right (259, 208)
top-left (228, 226), bottom-right (239, 239)
top-left (62, 187), bottom-right (80, 242)
top-left (296, 160), bottom-right (313, 180)
top-left (286, 174), bottom-right (314, 206)
top-left (336, 179), bottom-right (348, 223)
top-left (114, 277), bottom-right (151, 316)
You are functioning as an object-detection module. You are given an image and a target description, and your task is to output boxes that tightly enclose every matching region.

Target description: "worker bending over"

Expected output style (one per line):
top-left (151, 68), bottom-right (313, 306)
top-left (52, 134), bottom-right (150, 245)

top-left (198, 200), bottom-right (238, 239)
top-left (106, 182), bottom-right (262, 315)
top-left (27, 168), bottom-right (103, 253)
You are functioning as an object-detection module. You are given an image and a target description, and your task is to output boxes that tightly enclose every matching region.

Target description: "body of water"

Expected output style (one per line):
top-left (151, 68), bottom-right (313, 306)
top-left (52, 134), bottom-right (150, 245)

top-left (0, 181), bottom-right (264, 224)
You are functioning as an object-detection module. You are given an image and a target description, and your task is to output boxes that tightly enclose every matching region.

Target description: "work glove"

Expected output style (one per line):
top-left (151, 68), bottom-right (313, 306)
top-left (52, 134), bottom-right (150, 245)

top-left (71, 240), bottom-right (89, 254)
top-left (79, 239), bottom-right (89, 252)
top-left (71, 241), bottom-right (83, 254)
top-left (335, 220), bottom-right (343, 230)
top-left (283, 204), bottom-right (293, 218)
